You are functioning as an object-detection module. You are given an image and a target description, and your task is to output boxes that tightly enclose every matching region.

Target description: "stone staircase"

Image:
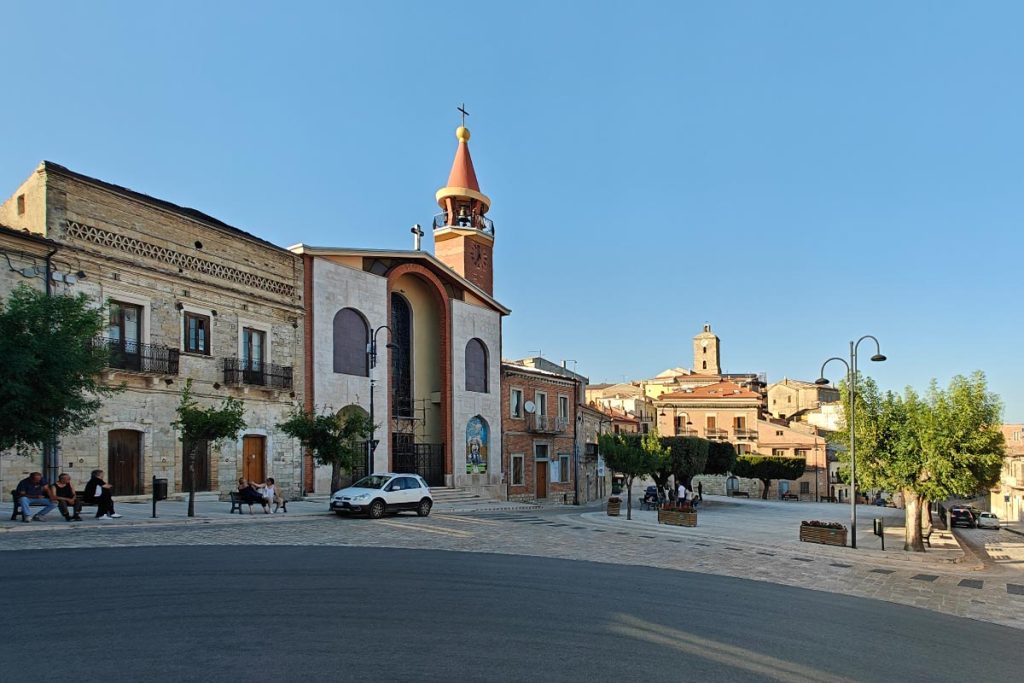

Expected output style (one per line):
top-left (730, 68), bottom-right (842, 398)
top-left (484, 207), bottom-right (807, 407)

top-left (428, 486), bottom-right (539, 513)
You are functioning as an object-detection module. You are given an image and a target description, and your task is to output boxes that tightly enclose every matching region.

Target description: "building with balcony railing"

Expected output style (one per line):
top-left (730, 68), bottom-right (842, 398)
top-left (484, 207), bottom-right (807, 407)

top-left (223, 358), bottom-right (293, 391)
top-left (95, 337), bottom-right (180, 376)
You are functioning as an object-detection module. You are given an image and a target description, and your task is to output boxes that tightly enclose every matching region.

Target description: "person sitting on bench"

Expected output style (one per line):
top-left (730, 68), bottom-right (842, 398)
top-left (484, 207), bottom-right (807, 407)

top-left (237, 478), bottom-right (269, 513)
top-left (53, 473), bottom-right (84, 522)
top-left (15, 472), bottom-right (57, 522)
top-left (254, 477), bottom-right (286, 513)
top-left (84, 469), bottom-right (122, 519)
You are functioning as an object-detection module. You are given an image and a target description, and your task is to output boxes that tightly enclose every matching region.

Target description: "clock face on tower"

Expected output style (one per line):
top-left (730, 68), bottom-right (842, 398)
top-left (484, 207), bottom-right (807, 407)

top-left (470, 242), bottom-right (488, 267)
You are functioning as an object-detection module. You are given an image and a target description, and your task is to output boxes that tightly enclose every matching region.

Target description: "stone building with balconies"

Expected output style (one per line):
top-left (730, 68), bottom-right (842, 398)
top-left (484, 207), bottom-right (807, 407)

top-left (0, 162), bottom-right (305, 498)
top-left (991, 424), bottom-right (1024, 525)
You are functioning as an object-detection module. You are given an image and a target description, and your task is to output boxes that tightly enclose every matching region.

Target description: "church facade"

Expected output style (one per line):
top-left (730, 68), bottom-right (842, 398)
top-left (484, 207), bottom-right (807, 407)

top-left (293, 124), bottom-right (508, 495)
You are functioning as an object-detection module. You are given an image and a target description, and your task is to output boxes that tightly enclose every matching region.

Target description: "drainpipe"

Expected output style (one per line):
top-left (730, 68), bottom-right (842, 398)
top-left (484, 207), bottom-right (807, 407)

top-left (43, 248), bottom-right (59, 485)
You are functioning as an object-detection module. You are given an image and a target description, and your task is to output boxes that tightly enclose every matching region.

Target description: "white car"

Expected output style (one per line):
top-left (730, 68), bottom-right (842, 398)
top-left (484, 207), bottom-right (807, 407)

top-left (330, 473), bottom-right (433, 519)
top-left (975, 512), bottom-right (1001, 529)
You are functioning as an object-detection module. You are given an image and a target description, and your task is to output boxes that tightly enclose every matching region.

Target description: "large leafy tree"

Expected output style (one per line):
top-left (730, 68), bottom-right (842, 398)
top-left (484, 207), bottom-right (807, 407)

top-left (173, 379), bottom-right (246, 517)
top-left (278, 405), bottom-right (374, 494)
top-left (599, 431), bottom-right (661, 520)
top-left (0, 285), bottom-right (120, 454)
top-left (704, 440), bottom-right (738, 476)
top-left (660, 436), bottom-right (710, 489)
top-left (732, 454), bottom-right (806, 500)
top-left (834, 371), bottom-right (1004, 551)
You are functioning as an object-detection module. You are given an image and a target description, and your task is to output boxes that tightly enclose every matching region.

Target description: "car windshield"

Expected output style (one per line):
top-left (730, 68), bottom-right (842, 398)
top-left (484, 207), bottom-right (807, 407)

top-left (352, 475), bottom-right (391, 490)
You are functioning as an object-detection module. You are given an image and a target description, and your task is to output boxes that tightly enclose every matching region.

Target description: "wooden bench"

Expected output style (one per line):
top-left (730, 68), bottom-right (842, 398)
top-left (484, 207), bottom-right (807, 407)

top-left (229, 491), bottom-right (287, 514)
top-left (923, 527), bottom-right (933, 548)
top-left (781, 493), bottom-right (799, 501)
top-left (728, 491), bottom-right (750, 498)
top-left (9, 489), bottom-right (96, 521)
top-left (818, 496), bottom-right (838, 503)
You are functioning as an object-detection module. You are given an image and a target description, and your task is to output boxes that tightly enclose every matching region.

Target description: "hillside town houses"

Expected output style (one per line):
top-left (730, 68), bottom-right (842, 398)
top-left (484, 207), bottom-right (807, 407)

top-left (1, 125), bottom-right (866, 507)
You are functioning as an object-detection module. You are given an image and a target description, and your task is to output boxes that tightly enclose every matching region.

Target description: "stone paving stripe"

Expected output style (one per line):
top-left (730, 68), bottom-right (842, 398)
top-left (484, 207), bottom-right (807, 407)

top-left (592, 529), bottom-right (606, 533)
top-left (756, 551), bottom-right (775, 556)
top-left (571, 526), bottom-right (586, 530)
top-left (694, 542), bottom-right (710, 547)
top-left (958, 579), bottom-right (983, 589)
top-left (639, 534), bottom-right (656, 539)
top-left (616, 532), bottom-right (630, 535)
top-left (1007, 584), bottom-right (1024, 596)
top-left (830, 563), bottom-right (852, 568)
top-left (725, 547), bottom-right (743, 551)
top-left (791, 557), bottom-right (813, 562)
top-left (911, 574), bottom-right (939, 582)
top-left (870, 569), bottom-right (895, 574)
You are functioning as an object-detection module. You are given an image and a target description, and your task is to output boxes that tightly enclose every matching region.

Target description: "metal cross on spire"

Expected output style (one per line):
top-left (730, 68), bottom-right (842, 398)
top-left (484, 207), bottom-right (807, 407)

top-left (458, 103), bottom-right (469, 127)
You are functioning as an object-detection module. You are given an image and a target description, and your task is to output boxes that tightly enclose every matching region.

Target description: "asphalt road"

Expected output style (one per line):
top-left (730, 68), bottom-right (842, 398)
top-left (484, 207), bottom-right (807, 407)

top-left (3, 546), bottom-right (1021, 682)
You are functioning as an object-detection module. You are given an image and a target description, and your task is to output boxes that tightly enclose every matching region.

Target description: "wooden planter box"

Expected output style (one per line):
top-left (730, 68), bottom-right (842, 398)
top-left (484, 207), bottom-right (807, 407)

top-left (799, 524), bottom-right (847, 547)
top-left (658, 508), bottom-right (697, 527)
top-left (607, 499), bottom-right (621, 516)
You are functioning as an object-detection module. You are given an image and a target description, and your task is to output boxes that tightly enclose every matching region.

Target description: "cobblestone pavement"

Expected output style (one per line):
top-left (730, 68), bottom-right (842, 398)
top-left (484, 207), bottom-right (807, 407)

top-left (2, 502), bottom-right (1022, 631)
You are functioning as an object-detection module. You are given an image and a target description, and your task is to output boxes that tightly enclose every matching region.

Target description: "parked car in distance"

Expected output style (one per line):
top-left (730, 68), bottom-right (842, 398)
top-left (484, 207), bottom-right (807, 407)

top-left (330, 473), bottom-right (433, 519)
top-left (976, 512), bottom-right (1001, 529)
top-left (949, 508), bottom-right (976, 528)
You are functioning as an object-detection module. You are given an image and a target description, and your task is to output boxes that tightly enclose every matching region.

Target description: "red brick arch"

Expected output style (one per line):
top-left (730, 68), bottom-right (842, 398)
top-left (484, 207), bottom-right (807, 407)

top-left (386, 263), bottom-right (453, 480)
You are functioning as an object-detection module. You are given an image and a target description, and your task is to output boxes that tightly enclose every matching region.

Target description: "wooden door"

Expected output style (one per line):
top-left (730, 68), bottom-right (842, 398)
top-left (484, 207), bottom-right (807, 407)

top-left (242, 436), bottom-right (266, 483)
top-left (182, 439), bottom-right (210, 492)
top-left (108, 430), bottom-right (142, 496)
top-left (536, 461), bottom-right (548, 499)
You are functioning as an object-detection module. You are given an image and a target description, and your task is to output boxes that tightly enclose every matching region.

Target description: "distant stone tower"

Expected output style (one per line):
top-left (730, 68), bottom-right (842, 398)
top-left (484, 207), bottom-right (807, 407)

top-left (693, 323), bottom-right (721, 374)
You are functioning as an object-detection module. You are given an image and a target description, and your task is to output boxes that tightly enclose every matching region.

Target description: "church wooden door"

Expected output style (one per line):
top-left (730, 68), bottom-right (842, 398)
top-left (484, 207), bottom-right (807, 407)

top-left (242, 436), bottom-right (265, 483)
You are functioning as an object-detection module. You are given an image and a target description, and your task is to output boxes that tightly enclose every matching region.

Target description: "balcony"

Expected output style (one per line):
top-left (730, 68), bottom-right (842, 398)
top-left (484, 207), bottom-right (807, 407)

top-left (705, 428), bottom-right (729, 440)
top-left (675, 428), bottom-right (698, 437)
top-left (734, 428), bottom-right (758, 440)
top-left (223, 358), bottom-right (293, 390)
top-left (95, 337), bottom-right (179, 375)
top-left (433, 212), bottom-right (495, 237)
top-left (528, 414), bottom-right (568, 434)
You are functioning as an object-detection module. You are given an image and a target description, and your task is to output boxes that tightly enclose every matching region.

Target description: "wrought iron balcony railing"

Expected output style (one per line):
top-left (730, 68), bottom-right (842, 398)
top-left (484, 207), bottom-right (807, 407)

top-left (705, 428), bottom-right (729, 440)
top-left (528, 414), bottom-right (568, 434)
top-left (432, 212), bottom-right (495, 236)
top-left (95, 337), bottom-right (179, 375)
top-left (223, 358), bottom-right (293, 390)
top-left (734, 428), bottom-right (758, 440)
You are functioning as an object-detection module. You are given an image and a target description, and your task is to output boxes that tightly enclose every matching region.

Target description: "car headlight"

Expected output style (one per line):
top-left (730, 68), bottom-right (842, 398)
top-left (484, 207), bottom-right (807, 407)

top-left (352, 494), bottom-right (369, 501)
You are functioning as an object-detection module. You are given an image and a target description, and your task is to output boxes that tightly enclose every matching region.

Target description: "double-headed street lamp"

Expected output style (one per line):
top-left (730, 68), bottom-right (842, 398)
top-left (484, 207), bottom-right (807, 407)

top-left (815, 335), bottom-right (886, 549)
top-left (367, 325), bottom-right (395, 477)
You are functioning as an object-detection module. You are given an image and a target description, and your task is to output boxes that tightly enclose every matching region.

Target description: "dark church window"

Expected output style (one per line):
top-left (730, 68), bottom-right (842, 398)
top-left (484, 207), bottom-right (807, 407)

top-left (332, 308), bottom-right (369, 376)
top-left (465, 338), bottom-right (488, 393)
top-left (391, 294), bottom-right (413, 417)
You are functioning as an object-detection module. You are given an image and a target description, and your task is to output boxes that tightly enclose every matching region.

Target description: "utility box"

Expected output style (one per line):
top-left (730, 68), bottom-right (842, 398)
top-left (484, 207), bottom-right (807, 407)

top-left (152, 477), bottom-right (168, 501)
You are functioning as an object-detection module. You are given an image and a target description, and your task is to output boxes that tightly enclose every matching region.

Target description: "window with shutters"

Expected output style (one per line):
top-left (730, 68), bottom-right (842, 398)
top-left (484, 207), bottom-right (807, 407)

top-left (332, 308), bottom-right (369, 376)
top-left (184, 312), bottom-right (211, 355)
top-left (465, 338), bottom-right (488, 393)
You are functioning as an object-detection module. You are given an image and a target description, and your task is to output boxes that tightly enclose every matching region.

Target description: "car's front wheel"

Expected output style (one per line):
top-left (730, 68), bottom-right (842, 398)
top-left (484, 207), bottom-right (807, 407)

top-left (417, 498), bottom-right (433, 517)
top-left (369, 499), bottom-right (386, 519)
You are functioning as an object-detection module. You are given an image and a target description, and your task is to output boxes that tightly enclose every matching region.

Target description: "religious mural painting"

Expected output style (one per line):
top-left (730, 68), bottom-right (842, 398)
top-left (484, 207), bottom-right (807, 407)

top-left (466, 415), bottom-right (489, 474)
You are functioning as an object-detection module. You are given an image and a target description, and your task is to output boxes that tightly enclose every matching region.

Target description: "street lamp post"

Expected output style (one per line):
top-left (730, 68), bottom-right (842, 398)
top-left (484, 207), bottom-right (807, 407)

top-left (816, 335), bottom-right (886, 549)
top-left (367, 325), bottom-right (394, 477)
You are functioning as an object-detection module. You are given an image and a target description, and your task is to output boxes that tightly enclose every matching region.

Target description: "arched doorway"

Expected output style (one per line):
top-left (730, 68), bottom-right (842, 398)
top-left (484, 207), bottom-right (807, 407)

top-left (338, 404), bottom-right (371, 486)
top-left (108, 430), bottom-right (143, 496)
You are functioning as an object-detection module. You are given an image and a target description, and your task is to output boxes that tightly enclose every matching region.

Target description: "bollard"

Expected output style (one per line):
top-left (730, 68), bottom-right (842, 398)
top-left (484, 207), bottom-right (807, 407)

top-left (873, 517), bottom-right (885, 551)
top-left (152, 476), bottom-right (168, 518)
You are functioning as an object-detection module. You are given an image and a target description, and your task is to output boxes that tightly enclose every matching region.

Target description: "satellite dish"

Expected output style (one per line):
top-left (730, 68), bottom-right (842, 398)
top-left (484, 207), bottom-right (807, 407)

top-left (524, 400), bottom-right (536, 415)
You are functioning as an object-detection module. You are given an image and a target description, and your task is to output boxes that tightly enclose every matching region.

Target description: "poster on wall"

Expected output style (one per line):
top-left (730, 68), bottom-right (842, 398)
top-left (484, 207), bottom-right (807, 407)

top-left (466, 416), bottom-right (489, 474)
top-left (549, 457), bottom-right (560, 484)
top-left (597, 455), bottom-right (606, 476)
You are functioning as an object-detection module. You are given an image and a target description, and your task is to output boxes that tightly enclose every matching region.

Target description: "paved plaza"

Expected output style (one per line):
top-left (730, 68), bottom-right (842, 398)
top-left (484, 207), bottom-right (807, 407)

top-left (3, 492), bottom-right (1023, 630)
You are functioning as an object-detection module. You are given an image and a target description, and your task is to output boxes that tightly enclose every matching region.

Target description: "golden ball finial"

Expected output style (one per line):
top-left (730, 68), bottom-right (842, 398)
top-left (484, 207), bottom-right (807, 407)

top-left (456, 126), bottom-right (470, 142)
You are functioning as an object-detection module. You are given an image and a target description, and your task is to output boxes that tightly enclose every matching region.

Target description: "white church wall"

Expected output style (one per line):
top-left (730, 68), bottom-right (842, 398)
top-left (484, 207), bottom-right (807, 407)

top-left (450, 299), bottom-right (502, 492)
top-left (312, 259), bottom-right (389, 493)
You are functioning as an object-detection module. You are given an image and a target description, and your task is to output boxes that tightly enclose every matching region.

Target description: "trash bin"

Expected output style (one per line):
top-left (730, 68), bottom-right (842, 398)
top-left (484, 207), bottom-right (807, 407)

top-left (152, 477), bottom-right (168, 501)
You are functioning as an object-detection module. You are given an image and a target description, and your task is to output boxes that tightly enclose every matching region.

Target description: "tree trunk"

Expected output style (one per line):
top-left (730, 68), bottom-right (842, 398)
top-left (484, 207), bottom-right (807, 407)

top-left (330, 462), bottom-right (343, 495)
top-left (920, 498), bottom-right (931, 531)
top-left (625, 475), bottom-right (634, 520)
top-left (760, 479), bottom-right (771, 499)
top-left (903, 490), bottom-right (925, 552)
top-left (187, 444), bottom-right (197, 518)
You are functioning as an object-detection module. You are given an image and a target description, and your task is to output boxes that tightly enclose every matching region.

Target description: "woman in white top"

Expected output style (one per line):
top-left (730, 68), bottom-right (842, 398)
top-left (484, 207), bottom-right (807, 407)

top-left (255, 477), bottom-right (287, 513)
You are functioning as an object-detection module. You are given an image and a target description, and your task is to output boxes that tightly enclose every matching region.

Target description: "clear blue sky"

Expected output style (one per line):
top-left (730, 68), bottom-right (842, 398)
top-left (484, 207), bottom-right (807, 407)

top-left (2, 2), bottom-right (1022, 420)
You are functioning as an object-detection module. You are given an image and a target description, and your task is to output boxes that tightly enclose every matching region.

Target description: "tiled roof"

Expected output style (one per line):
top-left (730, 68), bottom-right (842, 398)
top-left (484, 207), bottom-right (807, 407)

top-left (658, 381), bottom-right (761, 401)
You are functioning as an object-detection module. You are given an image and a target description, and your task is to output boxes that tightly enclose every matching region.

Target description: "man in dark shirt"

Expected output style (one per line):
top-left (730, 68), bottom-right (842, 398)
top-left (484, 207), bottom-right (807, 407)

top-left (14, 472), bottom-right (58, 522)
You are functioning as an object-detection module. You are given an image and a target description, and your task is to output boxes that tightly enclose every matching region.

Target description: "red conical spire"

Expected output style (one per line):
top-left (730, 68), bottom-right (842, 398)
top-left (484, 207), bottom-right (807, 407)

top-left (446, 126), bottom-right (480, 191)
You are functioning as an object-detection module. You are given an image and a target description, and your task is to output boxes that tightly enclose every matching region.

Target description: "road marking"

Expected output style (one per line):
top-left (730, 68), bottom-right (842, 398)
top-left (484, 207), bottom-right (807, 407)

top-left (911, 574), bottom-right (939, 582)
top-left (609, 614), bottom-right (856, 683)
top-left (958, 579), bottom-right (983, 589)
top-left (432, 514), bottom-right (503, 527)
top-left (374, 519), bottom-right (473, 538)
top-left (1007, 583), bottom-right (1024, 596)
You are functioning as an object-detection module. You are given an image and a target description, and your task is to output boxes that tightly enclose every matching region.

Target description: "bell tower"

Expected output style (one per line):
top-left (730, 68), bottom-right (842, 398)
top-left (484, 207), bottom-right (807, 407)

top-left (433, 116), bottom-right (495, 295)
top-left (693, 323), bottom-right (721, 374)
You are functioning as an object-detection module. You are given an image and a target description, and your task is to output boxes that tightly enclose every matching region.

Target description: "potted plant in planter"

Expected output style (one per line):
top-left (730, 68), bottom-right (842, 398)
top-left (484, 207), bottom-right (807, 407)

top-left (658, 501), bottom-right (697, 527)
top-left (799, 520), bottom-right (848, 546)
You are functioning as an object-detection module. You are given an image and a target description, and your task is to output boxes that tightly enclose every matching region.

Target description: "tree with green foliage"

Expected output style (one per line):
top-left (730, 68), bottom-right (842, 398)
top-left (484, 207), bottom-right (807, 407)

top-left (704, 440), bottom-right (737, 476)
top-left (732, 454), bottom-right (806, 499)
top-left (173, 379), bottom-right (246, 517)
top-left (278, 405), bottom-right (374, 494)
top-left (0, 285), bottom-right (121, 458)
top-left (835, 371), bottom-right (1004, 551)
top-left (600, 431), bottom-right (661, 520)
top-left (660, 436), bottom-right (710, 490)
